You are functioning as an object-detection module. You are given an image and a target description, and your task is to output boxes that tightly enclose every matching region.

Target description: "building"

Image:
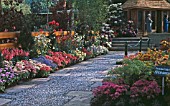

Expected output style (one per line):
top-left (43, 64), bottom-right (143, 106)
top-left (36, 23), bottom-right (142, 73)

top-left (122, 0), bottom-right (170, 36)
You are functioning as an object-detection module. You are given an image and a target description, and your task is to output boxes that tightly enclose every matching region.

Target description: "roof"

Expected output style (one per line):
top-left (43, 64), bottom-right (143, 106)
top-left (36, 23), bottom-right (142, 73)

top-left (122, 0), bottom-right (170, 10)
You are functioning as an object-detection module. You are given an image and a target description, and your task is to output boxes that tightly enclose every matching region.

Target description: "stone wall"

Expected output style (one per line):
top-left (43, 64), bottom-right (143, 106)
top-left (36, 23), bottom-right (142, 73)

top-left (148, 33), bottom-right (170, 47)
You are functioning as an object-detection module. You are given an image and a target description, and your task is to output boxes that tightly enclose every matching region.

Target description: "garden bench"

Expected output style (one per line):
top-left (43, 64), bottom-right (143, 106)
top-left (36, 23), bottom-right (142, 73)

top-left (0, 32), bottom-right (20, 50)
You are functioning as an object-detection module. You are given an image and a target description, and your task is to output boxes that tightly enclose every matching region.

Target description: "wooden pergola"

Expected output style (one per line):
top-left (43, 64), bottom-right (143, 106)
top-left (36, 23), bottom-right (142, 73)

top-left (122, 0), bottom-right (170, 36)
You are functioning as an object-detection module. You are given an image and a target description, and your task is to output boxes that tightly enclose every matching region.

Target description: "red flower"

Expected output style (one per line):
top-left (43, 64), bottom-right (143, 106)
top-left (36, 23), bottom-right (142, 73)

top-left (56, 22), bottom-right (59, 26)
top-left (52, 20), bottom-right (56, 25)
top-left (39, 29), bottom-right (43, 32)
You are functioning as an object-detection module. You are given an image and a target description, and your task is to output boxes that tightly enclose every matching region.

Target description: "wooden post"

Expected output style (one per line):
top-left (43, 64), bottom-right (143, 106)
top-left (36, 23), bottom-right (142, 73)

top-left (147, 38), bottom-right (150, 48)
top-left (125, 42), bottom-right (128, 56)
top-left (155, 10), bottom-right (157, 32)
top-left (157, 10), bottom-right (164, 33)
top-left (127, 10), bottom-right (130, 20)
top-left (142, 10), bottom-right (146, 36)
top-left (161, 11), bottom-right (164, 32)
top-left (139, 37), bottom-right (142, 52)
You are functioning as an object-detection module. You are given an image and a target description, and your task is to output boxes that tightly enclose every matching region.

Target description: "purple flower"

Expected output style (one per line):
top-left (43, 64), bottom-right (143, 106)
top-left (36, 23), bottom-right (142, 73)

top-left (1, 74), bottom-right (5, 77)
top-left (32, 56), bottom-right (58, 68)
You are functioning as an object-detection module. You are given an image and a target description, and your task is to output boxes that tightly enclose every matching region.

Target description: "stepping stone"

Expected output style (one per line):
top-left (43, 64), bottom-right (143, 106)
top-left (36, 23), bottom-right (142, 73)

top-left (6, 78), bottom-right (50, 93)
top-left (0, 98), bottom-right (11, 106)
top-left (64, 102), bottom-right (90, 106)
top-left (70, 95), bottom-right (93, 103)
top-left (5, 84), bottom-right (36, 93)
top-left (64, 92), bottom-right (93, 106)
top-left (66, 91), bottom-right (92, 97)
top-left (90, 78), bottom-right (103, 82)
top-left (91, 82), bottom-right (102, 88)
top-left (50, 73), bottom-right (71, 77)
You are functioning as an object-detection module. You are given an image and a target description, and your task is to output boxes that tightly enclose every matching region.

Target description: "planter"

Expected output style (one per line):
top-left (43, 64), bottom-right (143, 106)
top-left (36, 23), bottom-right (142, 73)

top-left (0, 32), bottom-right (20, 50)
top-left (32, 31), bottom-right (75, 37)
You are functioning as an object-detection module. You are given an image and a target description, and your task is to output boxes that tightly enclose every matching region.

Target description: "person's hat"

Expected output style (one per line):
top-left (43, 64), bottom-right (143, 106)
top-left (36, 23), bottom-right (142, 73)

top-left (147, 14), bottom-right (151, 16)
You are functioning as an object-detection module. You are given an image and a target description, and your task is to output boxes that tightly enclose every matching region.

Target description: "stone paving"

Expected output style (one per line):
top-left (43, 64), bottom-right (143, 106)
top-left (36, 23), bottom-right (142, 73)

top-left (0, 51), bottom-right (134, 106)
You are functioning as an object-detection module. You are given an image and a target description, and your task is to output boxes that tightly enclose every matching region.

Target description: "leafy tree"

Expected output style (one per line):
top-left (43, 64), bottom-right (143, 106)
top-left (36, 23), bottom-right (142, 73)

top-left (73, 0), bottom-right (108, 31)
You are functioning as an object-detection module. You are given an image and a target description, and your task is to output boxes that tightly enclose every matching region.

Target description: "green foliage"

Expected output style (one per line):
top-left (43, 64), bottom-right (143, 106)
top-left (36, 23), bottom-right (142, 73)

top-left (109, 59), bottom-right (155, 85)
top-left (74, 0), bottom-right (108, 31)
top-left (18, 15), bottom-right (35, 51)
top-left (29, 0), bottom-right (54, 13)
top-left (0, 0), bottom-right (31, 31)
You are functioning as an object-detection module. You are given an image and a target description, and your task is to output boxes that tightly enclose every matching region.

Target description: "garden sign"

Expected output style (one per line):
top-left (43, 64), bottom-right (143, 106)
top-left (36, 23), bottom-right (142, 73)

top-left (154, 66), bottom-right (170, 95)
top-left (154, 66), bottom-right (170, 77)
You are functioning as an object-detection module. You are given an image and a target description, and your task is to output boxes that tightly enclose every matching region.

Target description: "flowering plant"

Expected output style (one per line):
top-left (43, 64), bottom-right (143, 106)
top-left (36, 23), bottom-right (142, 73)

top-left (1, 48), bottom-right (29, 61)
top-left (32, 61), bottom-right (52, 77)
top-left (48, 20), bottom-right (60, 32)
top-left (2, 60), bottom-right (13, 68)
top-left (82, 48), bottom-right (92, 59)
top-left (32, 34), bottom-right (51, 56)
top-left (0, 67), bottom-right (18, 92)
top-left (91, 81), bottom-right (128, 106)
top-left (13, 60), bottom-right (39, 79)
top-left (32, 56), bottom-right (58, 69)
top-left (45, 51), bottom-right (78, 67)
top-left (93, 82), bottom-right (128, 100)
top-left (135, 49), bottom-right (169, 66)
top-left (160, 38), bottom-right (170, 50)
top-left (73, 50), bottom-right (86, 61)
top-left (130, 79), bottom-right (161, 99)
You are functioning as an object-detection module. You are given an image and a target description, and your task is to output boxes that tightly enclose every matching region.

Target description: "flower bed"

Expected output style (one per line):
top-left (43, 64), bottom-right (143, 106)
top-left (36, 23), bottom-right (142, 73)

top-left (91, 48), bottom-right (170, 106)
top-left (0, 45), bottom-right (108, 92)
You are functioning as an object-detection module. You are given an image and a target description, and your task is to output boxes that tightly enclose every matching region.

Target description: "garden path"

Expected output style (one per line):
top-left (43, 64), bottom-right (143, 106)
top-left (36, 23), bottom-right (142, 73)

top-left (0, 51), bottom-right (134, 106)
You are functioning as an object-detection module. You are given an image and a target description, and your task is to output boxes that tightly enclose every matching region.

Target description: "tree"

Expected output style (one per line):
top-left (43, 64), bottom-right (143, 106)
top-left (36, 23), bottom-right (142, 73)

top-left (73, 0), bottom-right (108, 31)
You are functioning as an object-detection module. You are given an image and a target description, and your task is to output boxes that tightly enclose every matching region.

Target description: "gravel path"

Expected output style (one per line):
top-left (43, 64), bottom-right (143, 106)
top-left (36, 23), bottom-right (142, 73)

top-left (0, 51), bottom-right (132, 106)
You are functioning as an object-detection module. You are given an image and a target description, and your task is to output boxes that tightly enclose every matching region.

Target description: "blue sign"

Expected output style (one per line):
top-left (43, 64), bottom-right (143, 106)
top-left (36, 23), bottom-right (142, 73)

top-left (154, 66), bottom-right (170, 77)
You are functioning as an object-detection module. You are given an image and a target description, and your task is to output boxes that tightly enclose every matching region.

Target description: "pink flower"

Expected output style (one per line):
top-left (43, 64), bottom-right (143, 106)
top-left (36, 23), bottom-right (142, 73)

top-left (130, 80), bottom-right (161, 99)
top-left (56, 22), bottom-right (59, 26)
top-left (92, 81), bottom-right (127, 100)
